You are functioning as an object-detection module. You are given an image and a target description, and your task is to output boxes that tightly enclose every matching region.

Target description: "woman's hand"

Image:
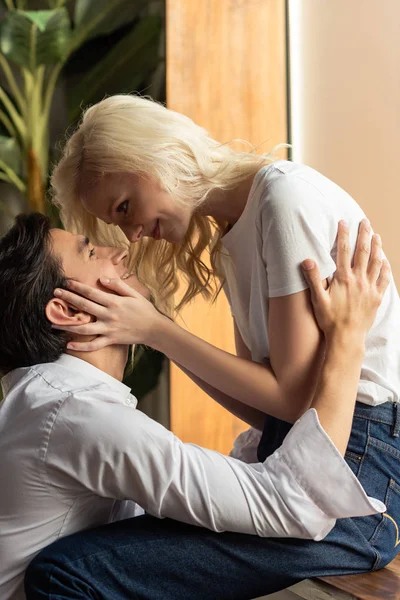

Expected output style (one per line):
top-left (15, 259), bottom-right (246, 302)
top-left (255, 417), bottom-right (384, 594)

top-left (301, 219), bottom-right (390, 342)
top-left (52, 278), bottom-right (166, 351)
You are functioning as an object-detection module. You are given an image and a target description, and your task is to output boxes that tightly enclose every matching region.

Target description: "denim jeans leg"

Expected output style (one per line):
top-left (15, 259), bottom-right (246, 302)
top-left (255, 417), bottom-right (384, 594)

top-left (25, 513), bottom-right (377, 600)
top-left (345, 402), bottom-right (400, 569)
top-left (25, 402), bottom-right (400, 600)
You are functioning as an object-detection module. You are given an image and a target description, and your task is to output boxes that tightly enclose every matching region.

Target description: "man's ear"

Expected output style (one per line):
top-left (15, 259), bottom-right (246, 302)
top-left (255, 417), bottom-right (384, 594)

top-left (45, 298), bottom-right (93, 327)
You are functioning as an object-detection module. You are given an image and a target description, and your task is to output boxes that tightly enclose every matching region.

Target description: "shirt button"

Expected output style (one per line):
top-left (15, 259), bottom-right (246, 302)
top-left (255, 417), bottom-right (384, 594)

top-left (125, 398), bottom-right (132, 406)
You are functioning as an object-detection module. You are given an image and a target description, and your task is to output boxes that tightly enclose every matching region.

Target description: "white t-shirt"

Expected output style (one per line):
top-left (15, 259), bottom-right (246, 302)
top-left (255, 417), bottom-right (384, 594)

top-left (220, 160), bottom-right (400, 406)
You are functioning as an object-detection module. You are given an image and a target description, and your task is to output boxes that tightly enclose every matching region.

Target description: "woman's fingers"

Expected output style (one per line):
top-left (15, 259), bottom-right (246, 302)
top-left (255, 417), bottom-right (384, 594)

top-left (67, 337), bottom-right (110, 352)
top-left (99, 277), bottom-right (142, 298)
top-left (353, 219), bottom-right (372, 273)
top-left (53, 277), bottom-right (142, 317)
top-left (52, 322), bottom-right (105, 336)
top-left (54, 288), bottom-right (109, 318)
top-left (335, 220), bottom-right (351, 273)
top-left (63, 280), bottom-right (118, 307)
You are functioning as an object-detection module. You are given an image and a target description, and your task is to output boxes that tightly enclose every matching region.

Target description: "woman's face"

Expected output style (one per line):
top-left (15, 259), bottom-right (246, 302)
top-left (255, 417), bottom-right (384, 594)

top-left (81, 172), bottom-right (193, 244)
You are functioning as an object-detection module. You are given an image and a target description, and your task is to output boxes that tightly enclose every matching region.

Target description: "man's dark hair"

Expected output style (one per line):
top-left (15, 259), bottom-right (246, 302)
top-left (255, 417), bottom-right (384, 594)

top-left (0, 212), bottom-right (69, 374)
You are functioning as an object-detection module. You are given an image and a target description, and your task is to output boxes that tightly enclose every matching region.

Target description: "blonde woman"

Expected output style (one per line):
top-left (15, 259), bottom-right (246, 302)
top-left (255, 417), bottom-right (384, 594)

top-left (36, 95), bottom-right (400, 597)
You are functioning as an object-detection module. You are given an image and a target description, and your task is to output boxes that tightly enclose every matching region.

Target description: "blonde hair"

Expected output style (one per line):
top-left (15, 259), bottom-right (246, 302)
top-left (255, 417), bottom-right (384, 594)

top-left (51, 94), bottom-right (273, 315)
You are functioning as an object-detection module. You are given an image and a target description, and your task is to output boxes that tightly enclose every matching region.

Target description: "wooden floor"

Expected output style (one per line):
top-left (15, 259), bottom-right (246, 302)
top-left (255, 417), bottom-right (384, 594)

top-left (318, 553), bottom-right (400, 600)
top-left (288, 553), bottom-right (400, 600)
top-left (254, 553), bottom-right (400, 599)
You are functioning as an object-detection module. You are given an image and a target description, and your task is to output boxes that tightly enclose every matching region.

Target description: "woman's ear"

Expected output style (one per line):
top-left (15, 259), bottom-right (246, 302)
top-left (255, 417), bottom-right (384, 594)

top-left (45, 298), bottom-right (93, 327)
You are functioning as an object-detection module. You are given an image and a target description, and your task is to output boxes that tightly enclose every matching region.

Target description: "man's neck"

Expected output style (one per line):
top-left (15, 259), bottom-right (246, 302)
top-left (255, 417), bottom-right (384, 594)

top-left (67, 344), bottom-right (129, 382)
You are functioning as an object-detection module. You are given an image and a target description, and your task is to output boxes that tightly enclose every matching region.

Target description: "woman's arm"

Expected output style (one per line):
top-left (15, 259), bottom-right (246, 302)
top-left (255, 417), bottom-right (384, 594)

top-left (56, 290), bottom-right (349, 423)
top-left (267, 285), bottom-right (327, 420)
top-left (171, 322), bottom-right (266, 430)
top-left (150, 220), bottom-right (373, 424)
top-left (173, 362), bottom-right (266, 430)
top-left (148, 303), bottom-right (316, 423)
top-left (54, 221), bottom-right (384, 425)
top-left (155, 275), bottom-right (328, 424)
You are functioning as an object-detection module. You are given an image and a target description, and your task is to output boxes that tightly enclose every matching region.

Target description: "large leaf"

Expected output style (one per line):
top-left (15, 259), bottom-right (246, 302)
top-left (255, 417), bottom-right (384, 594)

top-left (0, 8), bottom-right (71, 71)
top-left (73, 0), bottom-right (145, 44)
top-left (67, 16), bottom-right (162, 122)
top-left (0, 135), bottom-right (21, 173)
top-left (123, 346), bottom-right (165, 401)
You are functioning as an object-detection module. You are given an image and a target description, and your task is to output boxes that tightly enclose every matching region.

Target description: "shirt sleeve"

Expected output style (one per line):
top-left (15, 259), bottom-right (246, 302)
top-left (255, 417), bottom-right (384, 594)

top-left (229, 426), bottom-right (262, 463)
top-left (261, 174), bottom-right (337, 298)
top-left (44, 387), bottom-right (385, 541)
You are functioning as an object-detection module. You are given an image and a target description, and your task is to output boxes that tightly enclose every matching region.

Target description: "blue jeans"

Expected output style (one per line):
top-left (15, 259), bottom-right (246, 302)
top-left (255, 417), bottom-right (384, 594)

top-left (25, 402), bottom-right (400, 600)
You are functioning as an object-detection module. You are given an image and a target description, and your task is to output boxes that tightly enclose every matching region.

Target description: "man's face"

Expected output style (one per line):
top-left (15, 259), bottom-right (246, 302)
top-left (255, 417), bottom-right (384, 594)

top-left (50, 229), bottom-right (150, 298)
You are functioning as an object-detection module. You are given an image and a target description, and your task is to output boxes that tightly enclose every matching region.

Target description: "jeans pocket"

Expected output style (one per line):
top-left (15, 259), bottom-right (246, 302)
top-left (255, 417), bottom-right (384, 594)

top-left (370, 479), bottom-right (400, 568)
top-left (345, 450), bottom-right (363, 476)
top-left (344, 415), bottom-right (368, 477)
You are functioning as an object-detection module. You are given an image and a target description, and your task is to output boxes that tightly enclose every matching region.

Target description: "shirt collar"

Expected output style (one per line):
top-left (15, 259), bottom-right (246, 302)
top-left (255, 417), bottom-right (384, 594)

top-left (1, 373), bottom-right (11, 397)
top-left (55, 354), bottom-right (134, 400)
top-left (1, 354), bottom-right (137, 407)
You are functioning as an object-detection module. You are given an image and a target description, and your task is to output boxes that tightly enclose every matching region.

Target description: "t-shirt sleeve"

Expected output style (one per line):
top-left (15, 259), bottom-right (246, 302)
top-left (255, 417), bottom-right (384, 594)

top-left (260, 174), bottom-right (337, 298)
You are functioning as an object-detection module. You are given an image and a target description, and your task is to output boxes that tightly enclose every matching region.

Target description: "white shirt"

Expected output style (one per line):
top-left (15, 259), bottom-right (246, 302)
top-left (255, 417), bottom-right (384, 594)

top-left (220, 160), bottom-right (400, 406)
top-left (0, 354), bottom-right (384, 600)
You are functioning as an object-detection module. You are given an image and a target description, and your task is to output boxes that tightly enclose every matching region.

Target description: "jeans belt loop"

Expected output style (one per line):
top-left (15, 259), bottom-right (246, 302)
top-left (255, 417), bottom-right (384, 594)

top-left (392, 402), bottom-right (400, 438)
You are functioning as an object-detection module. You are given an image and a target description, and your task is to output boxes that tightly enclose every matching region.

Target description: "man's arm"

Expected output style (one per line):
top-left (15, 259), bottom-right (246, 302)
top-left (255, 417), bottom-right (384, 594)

top-left (44, 371), bottom-right (382, 543)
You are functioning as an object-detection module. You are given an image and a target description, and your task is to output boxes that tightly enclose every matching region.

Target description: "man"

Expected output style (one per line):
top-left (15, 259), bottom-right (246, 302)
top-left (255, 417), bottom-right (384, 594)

top-left (0, 213), bottom-right (387, 600)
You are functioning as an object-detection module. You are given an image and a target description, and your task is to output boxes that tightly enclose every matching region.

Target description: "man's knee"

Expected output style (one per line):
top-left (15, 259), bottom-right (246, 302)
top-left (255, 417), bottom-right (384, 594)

top-left (25, 547), bottom-right (95, 599)
top-left (24, 550), bottom-right (54, 599)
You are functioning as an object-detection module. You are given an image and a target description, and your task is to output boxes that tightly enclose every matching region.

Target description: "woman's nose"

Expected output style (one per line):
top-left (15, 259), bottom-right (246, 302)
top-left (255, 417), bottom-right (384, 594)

top-left (122, 224), bottom-right (143, 242)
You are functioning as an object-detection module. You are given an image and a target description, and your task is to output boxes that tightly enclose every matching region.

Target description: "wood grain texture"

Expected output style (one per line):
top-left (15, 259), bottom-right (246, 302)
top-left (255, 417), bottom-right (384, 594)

top-left (289, 553), bottom-right (400, 600)
top-left (166, 0), bottom-right (287, 453)
top-left (319, 553), bottom-right (400, 600)
top-left (290, 578), bottom-right (358, 600)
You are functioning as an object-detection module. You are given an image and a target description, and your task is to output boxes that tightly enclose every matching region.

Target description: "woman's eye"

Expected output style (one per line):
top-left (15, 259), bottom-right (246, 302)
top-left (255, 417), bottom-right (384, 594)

top-left (116, 200), bottom-right (129, 215)
top-left (89, 248), bottom-right (96, 258)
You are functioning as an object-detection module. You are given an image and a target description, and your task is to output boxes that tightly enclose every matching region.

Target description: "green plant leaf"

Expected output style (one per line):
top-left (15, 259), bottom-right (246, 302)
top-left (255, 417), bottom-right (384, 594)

top-left (67, 15), bottom-right (162, 122)
top-left (23, 10), bottom-right (58, 32)
top-left (123, 346), bottom-right (165, 401)
top-left (0, 135), bottom-right (21, 173)
top-left (0, 8), bottom-right (71, 71)
top-left (73, 0), bottom-right (145, 42)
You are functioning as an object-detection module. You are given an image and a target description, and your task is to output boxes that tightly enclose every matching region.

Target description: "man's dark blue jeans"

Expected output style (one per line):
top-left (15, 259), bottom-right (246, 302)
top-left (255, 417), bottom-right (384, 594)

top-left (25, 402), bottom-right (400, 599)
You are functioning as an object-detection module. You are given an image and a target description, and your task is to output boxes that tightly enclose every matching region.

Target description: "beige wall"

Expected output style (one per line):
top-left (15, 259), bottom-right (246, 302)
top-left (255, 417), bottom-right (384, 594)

top-left (289, 0), bottom-right (400, 280)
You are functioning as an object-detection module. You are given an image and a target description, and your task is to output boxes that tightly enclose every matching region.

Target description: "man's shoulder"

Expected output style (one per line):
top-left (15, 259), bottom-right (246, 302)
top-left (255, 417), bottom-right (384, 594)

top-left (31, 360), bottom-right (105, 395)
top-left (2, 360), bottom-right (111, 411)
top-left (1, 357), bottom-right (135, 430)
